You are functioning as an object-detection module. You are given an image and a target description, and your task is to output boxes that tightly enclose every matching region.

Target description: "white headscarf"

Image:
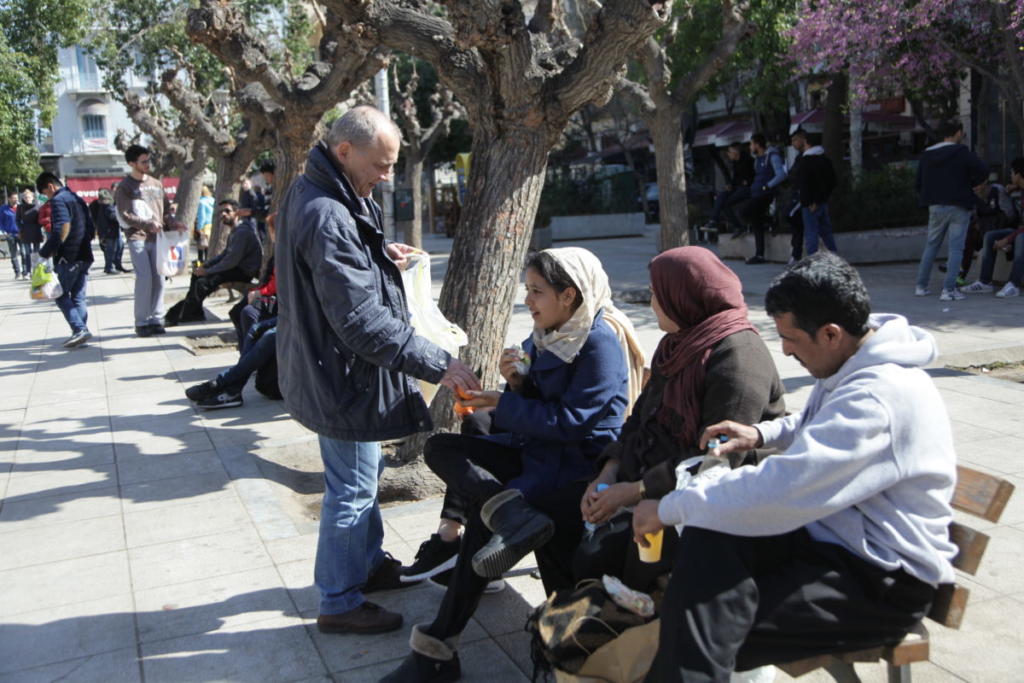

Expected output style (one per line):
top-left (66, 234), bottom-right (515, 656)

top-left (531, 247), bottom-right (645, 413)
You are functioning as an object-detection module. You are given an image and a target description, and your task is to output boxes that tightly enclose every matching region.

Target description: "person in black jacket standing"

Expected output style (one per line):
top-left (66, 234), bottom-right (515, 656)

top-left (914, 120), bottom-right (989, 300)
top-left (791, 130), bottom-right (839, 256)
top-left (15, 188), bottom-right (43, 277)
top-left (91, 188), bottom-right (129, 274)
top-left (275, 106), bottom-right (479, 635)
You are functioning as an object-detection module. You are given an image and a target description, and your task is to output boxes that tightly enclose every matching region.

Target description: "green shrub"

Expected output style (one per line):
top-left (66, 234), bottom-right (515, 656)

top-left (535, 171), bottom-right (640, 228)
top-left (829, 165), bottom-right (928, 232)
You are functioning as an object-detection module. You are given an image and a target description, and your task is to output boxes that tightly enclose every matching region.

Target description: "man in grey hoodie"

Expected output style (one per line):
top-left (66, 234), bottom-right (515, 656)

top-left (633, 253), bottom-right (957, 682)
top-left (914, 120), bottom-right (988, 301)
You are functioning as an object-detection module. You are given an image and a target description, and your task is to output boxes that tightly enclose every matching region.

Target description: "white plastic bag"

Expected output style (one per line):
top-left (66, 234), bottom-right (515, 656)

top-left (29, 258), bottom-right (63, 300)
top-left (401, 250), bottom-right (468, 404)
top-left (156, 229), bottom-right (189, 277)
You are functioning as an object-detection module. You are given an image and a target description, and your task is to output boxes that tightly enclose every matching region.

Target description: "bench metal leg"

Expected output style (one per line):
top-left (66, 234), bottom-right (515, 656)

top-left (886, 662), bottom-right (911, 683)
top-left (823, 658), bottom-right (861, 683)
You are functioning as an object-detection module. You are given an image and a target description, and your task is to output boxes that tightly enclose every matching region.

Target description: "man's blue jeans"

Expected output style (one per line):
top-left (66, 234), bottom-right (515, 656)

top-left (217, 326), bottom-right (276, 393)
top-left (315, 436), bottom-right (386, 615)
top-left (54, 260), bottom-right (89, 334)
top-left (18, 240), bottom-right (38, 276)
top-left (802, 204), bottom-right (837, 256)
top-left (978, 228), bottom-right (1024, 286)
top-left (916, 205), bottom-right (972, 292)
top-left (4, 235), bottom-right (21, 275)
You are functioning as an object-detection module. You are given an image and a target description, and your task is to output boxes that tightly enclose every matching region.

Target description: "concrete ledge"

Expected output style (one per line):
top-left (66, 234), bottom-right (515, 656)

top-left (719, 226), bottom-right (928, 264)
top-left (550, 212), bottom-right (646, 241)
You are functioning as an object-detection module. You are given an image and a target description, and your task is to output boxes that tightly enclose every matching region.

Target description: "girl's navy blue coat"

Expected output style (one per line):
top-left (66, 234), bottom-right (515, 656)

top-left (486, 310), bottom-right (628, 503)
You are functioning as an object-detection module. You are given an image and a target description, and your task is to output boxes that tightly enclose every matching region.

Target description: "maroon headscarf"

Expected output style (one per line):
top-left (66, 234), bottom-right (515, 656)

top-left (650, 247), bottom-right (756, 445)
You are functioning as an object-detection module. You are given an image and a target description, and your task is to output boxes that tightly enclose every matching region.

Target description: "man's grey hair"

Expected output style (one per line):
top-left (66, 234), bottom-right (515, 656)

top-left (326, 105), bottom-right (402, 148)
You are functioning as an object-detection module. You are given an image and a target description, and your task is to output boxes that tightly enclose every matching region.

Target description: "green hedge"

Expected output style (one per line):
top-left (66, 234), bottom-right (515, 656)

top-left (823, 165), bottom-right (928, 232)
top-left (535, 171), bottom-right (640, 228)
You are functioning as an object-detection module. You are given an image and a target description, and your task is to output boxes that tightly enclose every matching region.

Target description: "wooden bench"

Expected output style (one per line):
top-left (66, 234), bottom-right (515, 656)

top-left (777, 465), bottom-right (1015, 683)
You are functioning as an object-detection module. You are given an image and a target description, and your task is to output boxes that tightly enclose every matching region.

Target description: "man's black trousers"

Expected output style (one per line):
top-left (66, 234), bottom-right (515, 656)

top-left (167, 267), bottom-right (252, 323)
top-left (646, 526), bottom-right (936, 682)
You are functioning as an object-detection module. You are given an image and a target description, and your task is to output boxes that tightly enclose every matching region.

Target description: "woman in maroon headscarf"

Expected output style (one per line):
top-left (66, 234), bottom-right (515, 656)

top-left (574, 246), bottom-right (786, 590)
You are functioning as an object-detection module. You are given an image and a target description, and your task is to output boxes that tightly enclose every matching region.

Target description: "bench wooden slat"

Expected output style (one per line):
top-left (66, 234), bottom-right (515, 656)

top-left (927, 583), bottom-right (969, 629)
top-left (952, 466), bottom-right (1015, 523)
top-left (882, 623), bottom-right (930, 667)
top-left (777, 655), bottom-right (832, 677)
top-left (948, 521), bottom-right (989, 575)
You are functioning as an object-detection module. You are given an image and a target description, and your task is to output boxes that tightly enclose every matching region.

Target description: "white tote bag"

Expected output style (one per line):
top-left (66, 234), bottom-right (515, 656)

top-left (156, 229), bottom-right (189, 277)
top-left (400, 250), bottom-right (468, 404)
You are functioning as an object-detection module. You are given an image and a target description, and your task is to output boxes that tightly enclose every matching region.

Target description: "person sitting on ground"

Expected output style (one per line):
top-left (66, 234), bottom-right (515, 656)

top-left (165, 199), bottom-right (262, 326)
top-left (383, 247), bottom-right (643, 683)
top-left (574, 246), bottom-right (785, 592)
top-left (631, 252), bottom-right (957, 682)
top-left (184, 316), bottom-right (279, 409)
top-left (962, 156), bottom-right (1024, 298)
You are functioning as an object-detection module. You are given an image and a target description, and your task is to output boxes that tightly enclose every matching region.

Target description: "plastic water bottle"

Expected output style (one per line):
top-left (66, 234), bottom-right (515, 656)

top-left (583, 483), bottom-right (609, 537)
top-left (707, 434), bottom-right (729, 455)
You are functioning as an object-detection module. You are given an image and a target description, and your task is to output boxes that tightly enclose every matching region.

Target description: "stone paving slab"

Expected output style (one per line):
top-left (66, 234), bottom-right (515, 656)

top-left (1, 235), bottom-right (1022, 681)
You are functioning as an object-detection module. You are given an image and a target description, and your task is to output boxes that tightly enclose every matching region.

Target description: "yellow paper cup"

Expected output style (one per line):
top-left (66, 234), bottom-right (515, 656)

top-left (638, 529), bottom-right (664, 563)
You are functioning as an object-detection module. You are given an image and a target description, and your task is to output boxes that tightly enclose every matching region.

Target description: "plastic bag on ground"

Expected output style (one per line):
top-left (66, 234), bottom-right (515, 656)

top-left (156, 229), bottom-right (189, 277)
top-left (400, 250), bottom-right (468, 404)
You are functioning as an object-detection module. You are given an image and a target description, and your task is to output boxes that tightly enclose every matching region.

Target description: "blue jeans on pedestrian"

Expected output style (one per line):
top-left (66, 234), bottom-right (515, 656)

top-left (4, 235), bottom-right (21, 275)
top-left (18, 240), bottom-right (38, 276)
top-left (217, 326), bottom-right (276, 393)
top-left (102, 234), bottom-right (125, 272)
top-left (802, 203), bottom-right (837, 256)
top-left (916, 205), bottom-right (972, 292)
top-left (978, 228), bottom-right (1024, 286)
top-left (315, 436), bottom-right (386, 615)
top-left (54, 260), bottom-right (90, 334)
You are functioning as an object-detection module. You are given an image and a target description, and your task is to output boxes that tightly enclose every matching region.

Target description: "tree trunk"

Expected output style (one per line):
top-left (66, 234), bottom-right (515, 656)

top-left (174, 141), bottom-right (209, 237)
top-left (823, 72), bottom-right (847, 168)
top-left (395, 130), bottom-right (551, 463)
top-left (849, 99), bottom-right (863, 181)
top-left (404, 153), bottom-right (425, 249)
top-left (652, 106), bottom-right (690, 251)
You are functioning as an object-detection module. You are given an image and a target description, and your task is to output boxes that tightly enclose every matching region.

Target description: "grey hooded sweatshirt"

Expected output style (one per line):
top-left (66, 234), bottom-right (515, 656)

top-left (657, 313), bottom-right (957, 586)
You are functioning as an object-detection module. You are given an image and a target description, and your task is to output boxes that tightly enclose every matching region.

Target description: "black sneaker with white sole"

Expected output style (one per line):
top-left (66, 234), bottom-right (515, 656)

top-left (196, 391), bottom-right (243, 410)
top-left (401, 534), bottom-right (460, 583)
top-left (63, 330), bottom-right (92, 348)
top-left (186, 380), bottom-right (220, 402)
top-left (428, 568), bottom-right (506, 594)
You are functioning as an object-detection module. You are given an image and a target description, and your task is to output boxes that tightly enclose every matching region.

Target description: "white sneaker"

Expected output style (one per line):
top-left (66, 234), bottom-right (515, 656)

top-left (996, 282), bottom-right (1020, 298)
top-left (914, 286), bottom-right (930, 297)
top-left (939, 289), bottom-right (965, 301)
top-left (961, 280), bottom-right (994, 294)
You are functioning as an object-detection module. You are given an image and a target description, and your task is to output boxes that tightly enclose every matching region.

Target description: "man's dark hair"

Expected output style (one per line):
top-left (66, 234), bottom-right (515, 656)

top-left (765, 252), bottom-right (871, 338)
top-left (125, 144), bottom-right (150, 163)
top-left (1010, 157), bottom-right (1024, 178)
top-left (218, 198), bottom-right (240, 209)
top-left (750, 133), bottom-right (767, 149)
top-left (259, 161), bottom-right (276, 174)
top-left (790, 129), bottom-right (808, 142)
top-left (35, 172), bottom-right (63, 194)
top-left (727, 141), bottom-right (744, 151)
top-left (525, 251), bottom-right (584, 310)
top-left (937, 120), bottom-right (963, 139)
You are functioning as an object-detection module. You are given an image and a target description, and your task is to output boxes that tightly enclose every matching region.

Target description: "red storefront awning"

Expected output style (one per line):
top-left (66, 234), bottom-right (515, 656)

top-left (66, 176), bottom-right (180, 204)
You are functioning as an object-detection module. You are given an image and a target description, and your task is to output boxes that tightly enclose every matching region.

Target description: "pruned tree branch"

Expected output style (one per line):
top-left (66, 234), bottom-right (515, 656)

top-left (675, 0), bottom-right (752, 104)
top-left (121, 90), bottom-right (189, 165)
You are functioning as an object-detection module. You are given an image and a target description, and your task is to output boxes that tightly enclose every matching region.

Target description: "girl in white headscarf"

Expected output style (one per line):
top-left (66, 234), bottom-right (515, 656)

top-left (385, 248), bottom-right (642, 682)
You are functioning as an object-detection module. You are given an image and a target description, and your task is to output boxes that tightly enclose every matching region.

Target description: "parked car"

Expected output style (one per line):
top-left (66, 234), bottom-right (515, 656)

top-left (637, 178), bottom-right (715, 224)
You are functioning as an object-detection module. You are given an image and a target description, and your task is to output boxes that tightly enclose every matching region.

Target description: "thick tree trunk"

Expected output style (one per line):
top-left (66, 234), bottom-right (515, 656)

top-left (394, 130), bottom-right (551, 463)
top-left (174, 141), bottom-right (209, 238)
top-left (404, 153), bottom-right (425, 249)
top-left (652, 107), bottom-right (690, 251)
top-left (823, 73), bottom-right (847, 168)
top-left (849, 100), bottom-right (863, 180)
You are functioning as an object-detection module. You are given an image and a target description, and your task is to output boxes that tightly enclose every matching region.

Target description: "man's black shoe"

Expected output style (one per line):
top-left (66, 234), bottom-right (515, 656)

top-left (316, 602), bottom-right (402, 634)
top-left (366, 552), bottom-right (418, 592)
top-left (136, 325), bottom-right (154, 337)
top-left (186, 380), bottom-right (219, 402)
top-left (401, 534), bottom-right (460, 583)
top-left (745, 255), bottom-right (767, 265)
top-left (117, 267), bottom-right (132, 273)
top-left (196, 391), bottom-right (243, 410)
top-left (149, 324), bottom-right (166, 335)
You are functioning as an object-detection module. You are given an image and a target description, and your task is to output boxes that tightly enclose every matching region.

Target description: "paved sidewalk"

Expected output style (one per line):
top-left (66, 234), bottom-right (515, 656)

top-left (1, 234), bottom-right (1022, 682)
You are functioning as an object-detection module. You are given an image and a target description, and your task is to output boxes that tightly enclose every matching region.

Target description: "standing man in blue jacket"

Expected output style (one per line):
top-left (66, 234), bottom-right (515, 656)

top-left (1, 192), bottom-right (21, 278)
top-left (275, 106), bottom-right (479, 635)
top-left (36, 172), bottom-right (96, 348)
top-left (914, 120), bottom-right (988, 301)
top-left (741, 133), bottom-right (788, 264)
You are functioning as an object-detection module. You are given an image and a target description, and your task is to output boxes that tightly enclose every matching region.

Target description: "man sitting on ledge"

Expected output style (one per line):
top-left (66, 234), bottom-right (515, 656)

top-left (166, 198), bottom-right (262, 326)
top-left (632, 252), bottom-right (958, 682)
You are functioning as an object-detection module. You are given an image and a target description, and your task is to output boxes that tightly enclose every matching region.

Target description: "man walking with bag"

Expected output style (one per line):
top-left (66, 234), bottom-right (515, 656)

top-left (114, 144), bottom-right (186, 337)
top-left (276, 106), bottom-right (479, 634)
top-left (36, 173), bottom-right (95, 348)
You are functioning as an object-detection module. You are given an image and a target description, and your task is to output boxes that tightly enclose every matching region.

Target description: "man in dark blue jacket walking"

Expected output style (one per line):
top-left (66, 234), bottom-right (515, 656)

top-left (36, 172), bottom-right (95, 348)
top-left (275, 106), bottom-right (479, 635)
top-left (915, 120), bottom-right (989, 300)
